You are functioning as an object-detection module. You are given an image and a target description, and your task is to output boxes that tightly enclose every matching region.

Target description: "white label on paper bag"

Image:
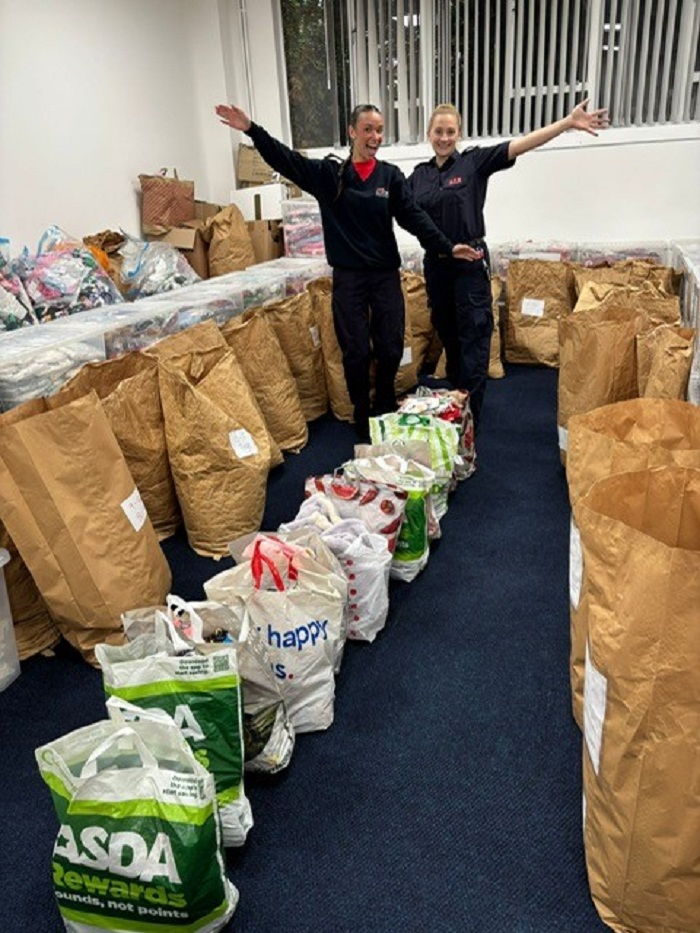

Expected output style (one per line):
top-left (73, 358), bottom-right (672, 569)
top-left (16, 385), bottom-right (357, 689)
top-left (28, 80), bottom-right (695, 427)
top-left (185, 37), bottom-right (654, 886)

top-left (309, 325), bottom-right (321, 347)
top-left (229, 429), bottom-right (258, 459)
top-left (121, 487), bottom-right (147, 532)
top-left (521, 298), bottom-right (545, 317)
top-left (569, 517), bottom-right (583, 609)
top-left (583, 642), bottom-right (607, 776)
top-left (401, 346), bottom-right (413, 366)
top-left (558, 425), bottom-right (568, 451)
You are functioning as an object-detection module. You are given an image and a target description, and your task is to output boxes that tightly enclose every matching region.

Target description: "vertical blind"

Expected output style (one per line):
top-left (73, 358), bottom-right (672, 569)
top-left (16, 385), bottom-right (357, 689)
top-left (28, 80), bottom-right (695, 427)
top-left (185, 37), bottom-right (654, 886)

top-left (281, 0), bottom-right (700, 146)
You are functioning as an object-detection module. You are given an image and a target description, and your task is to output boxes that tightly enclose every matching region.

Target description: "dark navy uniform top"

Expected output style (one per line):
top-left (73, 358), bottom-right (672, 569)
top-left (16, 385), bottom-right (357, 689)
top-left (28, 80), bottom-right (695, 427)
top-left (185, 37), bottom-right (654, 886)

top-left (247, 122), bottom-right (456, 271)
top-left (407, 142), bottom-right (515, 255)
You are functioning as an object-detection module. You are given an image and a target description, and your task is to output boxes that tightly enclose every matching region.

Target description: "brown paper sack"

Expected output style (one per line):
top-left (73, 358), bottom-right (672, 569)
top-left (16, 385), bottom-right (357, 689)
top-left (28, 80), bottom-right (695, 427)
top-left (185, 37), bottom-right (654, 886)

top-left (151, 323), bottom-right (274, 557)
top-left (577, 465), bottom-right (700, 933)
top-left (221, 310), bottom-right (308, 453)
top-left (573, 258), bottom-right (676, 298)
top-left (139, 170), bottom-right (195, 236)
top-left (263, 290), bottom-right (329, 422)
top-left (505, 259), bottom-right (575, 366)
top-left (557, 306), bottom-right (642, 461)
top-left (0, 398), bottom-right (59, 659)
top-left (199, 204), bottom-right (256, 276)
top-left (401, 272), bottom-right (433, 375)
top-left (573, 280), bottom-right (681, 328)
top-left (433, 276), bottom-right (504, 380)
top-left (52, 352), bottom-right (181, 539)
top-left (637, 325), bottom-right (696, 399)
top-left (308, 278), bottom-right (354, 422)
top-left (392, 305), bottom-right (419, 397)
top-left (566, 398), bottom-right (700, 731)
top-left (146, 320), bottom-right (283, 468)
top-left (0, 393), bottom-right (172, 665)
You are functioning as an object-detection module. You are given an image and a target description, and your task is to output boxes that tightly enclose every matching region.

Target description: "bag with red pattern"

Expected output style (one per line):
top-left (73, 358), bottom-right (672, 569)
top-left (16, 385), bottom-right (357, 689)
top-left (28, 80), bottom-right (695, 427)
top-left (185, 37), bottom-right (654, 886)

top-left (304, 474), bottom-right (407, 554)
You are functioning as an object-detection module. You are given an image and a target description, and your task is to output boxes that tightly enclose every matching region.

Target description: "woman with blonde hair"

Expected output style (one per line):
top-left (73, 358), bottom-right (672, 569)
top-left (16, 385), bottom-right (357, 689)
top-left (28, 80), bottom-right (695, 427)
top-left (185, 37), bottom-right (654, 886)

top-left (408, 99), bottom-right (608, 427)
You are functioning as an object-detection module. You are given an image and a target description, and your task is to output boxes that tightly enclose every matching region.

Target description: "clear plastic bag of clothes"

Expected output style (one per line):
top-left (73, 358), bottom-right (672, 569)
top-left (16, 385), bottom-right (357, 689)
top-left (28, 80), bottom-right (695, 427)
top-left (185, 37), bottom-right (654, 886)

top-left (21, 226), bottom-right (122, 320)
top-left (119, 234), bottom-right (200, 298)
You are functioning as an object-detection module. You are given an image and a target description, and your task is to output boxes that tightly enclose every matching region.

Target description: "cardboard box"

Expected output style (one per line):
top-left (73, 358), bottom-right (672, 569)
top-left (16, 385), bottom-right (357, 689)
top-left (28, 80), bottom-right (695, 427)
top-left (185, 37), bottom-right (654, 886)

top-left (146, 200), bottom-right (222, 279)
top-left (246, 220), bottom-right (285, 264)
top-left (229, 183), bottom-right (288, 222)
top-left (237, 143), bottom-right (278, 185)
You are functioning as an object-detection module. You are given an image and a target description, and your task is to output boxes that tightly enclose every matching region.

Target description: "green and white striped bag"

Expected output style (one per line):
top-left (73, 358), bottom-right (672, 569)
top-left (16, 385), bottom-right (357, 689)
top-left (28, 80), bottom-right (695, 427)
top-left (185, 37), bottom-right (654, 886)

top-left (35, 714), bottom-right (238, 933)
top-left (369, 413), bottom-right (459, 519)
top-left (95, 617), bottom-right (251, 847)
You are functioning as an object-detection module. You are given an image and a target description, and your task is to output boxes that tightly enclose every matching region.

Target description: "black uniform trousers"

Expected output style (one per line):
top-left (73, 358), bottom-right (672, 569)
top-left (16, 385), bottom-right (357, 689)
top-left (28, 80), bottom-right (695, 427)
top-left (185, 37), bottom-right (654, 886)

top-left (331, 267), bottom-right (405, 426)
top-left (423, 249), bottom-right (493, 427)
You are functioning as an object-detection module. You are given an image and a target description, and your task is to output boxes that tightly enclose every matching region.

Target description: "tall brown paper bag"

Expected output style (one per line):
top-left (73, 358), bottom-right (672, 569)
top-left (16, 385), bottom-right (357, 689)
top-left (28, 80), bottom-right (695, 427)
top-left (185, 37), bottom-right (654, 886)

top-left (577, 465), bottom-right (700, 933)
top-left (0, 393), bottom-right (172, 665)
top-left (221, 310), bottom-right (308, 452)
top-left (566, 398), bottom-right (700, 730)
top-left (262, 290), bottom-right (328, 422)
top-left (52, 352), bottom-right (181, 539)
top-left (150, 323), bottom-right (274, 557)
top-left (0, 398), bottom-right (58, 659)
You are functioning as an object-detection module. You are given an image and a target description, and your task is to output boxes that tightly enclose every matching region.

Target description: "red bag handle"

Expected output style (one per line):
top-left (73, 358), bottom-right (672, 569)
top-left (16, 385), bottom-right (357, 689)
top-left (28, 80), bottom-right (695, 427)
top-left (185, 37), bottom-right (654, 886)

top-left (250, 537), bottom-right (299, 591)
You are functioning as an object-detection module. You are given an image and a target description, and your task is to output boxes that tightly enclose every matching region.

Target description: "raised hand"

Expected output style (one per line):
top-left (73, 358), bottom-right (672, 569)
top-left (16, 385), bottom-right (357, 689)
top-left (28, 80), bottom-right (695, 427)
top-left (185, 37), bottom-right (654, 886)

top-left (215, 103), bottom-right (252, 132)
top-left (570, 99), bottom-right (609, 136)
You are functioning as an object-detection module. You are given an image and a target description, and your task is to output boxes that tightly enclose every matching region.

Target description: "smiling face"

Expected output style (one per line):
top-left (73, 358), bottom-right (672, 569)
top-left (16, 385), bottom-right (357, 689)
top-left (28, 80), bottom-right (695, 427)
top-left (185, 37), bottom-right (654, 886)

top-left (349, 110), bottom-right (384, 162)
top-left (427, 111), bottom-right (461, 165)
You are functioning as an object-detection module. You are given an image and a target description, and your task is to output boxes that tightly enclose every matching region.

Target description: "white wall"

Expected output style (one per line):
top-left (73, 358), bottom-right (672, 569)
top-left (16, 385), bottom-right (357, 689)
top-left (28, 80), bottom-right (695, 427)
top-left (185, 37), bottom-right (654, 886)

top-left (1, 0), bottom-right (698, 255)
top-left (0, 0), bottom-right (231, 254)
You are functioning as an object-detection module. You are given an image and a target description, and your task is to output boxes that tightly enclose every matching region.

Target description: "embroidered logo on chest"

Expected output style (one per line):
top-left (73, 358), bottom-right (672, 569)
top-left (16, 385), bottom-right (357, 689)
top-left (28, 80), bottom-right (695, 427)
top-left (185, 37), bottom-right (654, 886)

top-left (375, 187), bottom-right (389, 198)
top-left (447, 176), bottom-right (463, 186)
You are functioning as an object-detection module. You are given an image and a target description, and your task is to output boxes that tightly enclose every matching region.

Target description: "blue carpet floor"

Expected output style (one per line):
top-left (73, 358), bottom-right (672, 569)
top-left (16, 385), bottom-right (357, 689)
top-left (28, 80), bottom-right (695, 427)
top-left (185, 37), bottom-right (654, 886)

top-left (0, 364), bottom-right (609, 932)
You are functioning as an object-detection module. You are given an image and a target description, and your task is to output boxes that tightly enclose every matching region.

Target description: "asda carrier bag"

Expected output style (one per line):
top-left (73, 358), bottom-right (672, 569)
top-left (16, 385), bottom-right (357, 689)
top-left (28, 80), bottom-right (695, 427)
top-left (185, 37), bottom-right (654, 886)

top-left (204, 535), bottom-right (345, 733)
top-left (95, 616), bottom-right (251, 847)
top-left (35, 715), bottom-right (237, 933)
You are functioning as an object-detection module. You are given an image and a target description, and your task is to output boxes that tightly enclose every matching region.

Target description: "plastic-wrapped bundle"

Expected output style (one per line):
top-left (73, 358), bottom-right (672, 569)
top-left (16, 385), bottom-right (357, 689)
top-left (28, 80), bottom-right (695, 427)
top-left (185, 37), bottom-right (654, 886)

top-left (119, 235), bottom-right (200, 298)
top-left (208, 270), bottom-right (287, 310)
top-left (489, 240), bottom-right (576, 278)
top-left (281, 199), bottom-right (326, 258)
top-left (399, 242), bottom-right (424, 274)
top-left (577, 240), bottom-right (670, 268)
top-left (0, 322), bottom-right (106, 411)
top-left (246, 257), bottom-right (330, 296)
top-left (21, 246), bottom-right (122, 322)
top-left (0, 254), bottom-right (36, 331)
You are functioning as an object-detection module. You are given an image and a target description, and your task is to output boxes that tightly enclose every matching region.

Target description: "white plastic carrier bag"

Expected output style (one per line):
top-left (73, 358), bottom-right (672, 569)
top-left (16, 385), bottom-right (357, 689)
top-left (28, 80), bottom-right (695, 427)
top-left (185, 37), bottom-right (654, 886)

top-left (204, 534), bottom-right (345, 733)
top-left (35, 713), bottom-right (238, 933)
top-left (95, 616), bottom-right (252, 847)
top-left (343, 453), bottom-right (436, 582)
top-left (279, 495), bottom-right (392, 642)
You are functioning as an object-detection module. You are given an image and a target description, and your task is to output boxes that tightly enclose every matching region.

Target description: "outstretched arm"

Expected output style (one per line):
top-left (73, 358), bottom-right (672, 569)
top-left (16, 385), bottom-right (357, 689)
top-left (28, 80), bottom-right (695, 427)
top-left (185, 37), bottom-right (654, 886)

top-left (508, 99), bottom-right (609, 159)
top-left (215, 103), bottom-right (322, 196)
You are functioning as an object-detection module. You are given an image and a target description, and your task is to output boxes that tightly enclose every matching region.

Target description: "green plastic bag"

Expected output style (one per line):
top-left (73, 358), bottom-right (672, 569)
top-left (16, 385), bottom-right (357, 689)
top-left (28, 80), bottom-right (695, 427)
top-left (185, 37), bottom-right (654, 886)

top-left (95, 615), bottom-right (251, 847)
top-left (35, 714), bottom-right (238, 933)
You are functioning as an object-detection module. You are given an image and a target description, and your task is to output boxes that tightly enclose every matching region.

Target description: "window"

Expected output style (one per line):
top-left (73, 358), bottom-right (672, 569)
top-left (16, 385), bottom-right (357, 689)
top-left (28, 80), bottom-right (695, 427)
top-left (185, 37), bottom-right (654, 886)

top-left (280, 0), bottom-right (700, 148)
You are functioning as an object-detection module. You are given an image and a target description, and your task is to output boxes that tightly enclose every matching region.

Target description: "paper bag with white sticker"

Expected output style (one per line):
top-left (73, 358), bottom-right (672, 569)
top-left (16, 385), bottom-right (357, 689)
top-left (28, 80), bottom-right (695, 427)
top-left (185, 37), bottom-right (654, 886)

top-left (576, 465), bottom-right (700, 933)
top-left (0, 392), bottom-right (171, 664)
top-left (505, 259), bottom-right (575, 367)
top-left (153, 324), bottom-right (273, 556)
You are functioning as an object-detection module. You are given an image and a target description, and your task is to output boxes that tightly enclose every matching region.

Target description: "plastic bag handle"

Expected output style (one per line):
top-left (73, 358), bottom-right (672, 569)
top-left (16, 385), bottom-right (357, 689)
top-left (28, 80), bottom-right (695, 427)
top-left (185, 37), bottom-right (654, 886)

top-left (106, 696), bottom-right (176, 729)
top-left (250, 537), bottom-right (299, 591)
top-left (80, 726), bottom-right (158, 778)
